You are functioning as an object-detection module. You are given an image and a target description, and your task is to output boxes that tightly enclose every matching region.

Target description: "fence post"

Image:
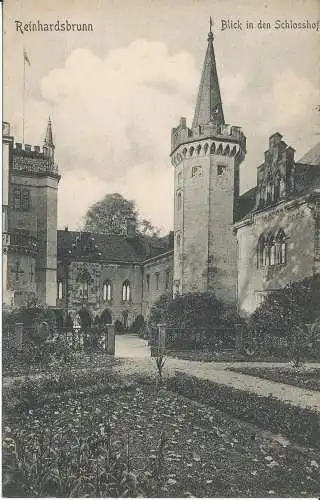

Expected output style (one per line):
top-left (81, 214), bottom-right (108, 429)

top-left (15, 322), bottom-right (23, 350)
top-left (151, 323), bottom-right (166, 357)
top-left (106, 323), bottom-right (115, 355)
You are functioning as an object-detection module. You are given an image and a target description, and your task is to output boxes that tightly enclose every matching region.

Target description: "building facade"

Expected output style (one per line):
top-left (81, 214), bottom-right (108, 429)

top-left (2, 25), bottom-right (319, 325)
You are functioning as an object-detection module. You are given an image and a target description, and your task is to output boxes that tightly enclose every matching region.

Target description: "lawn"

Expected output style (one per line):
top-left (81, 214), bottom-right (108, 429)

top-left (3, 384), bottom-right (320, 497)
top-left (228, 367), bottom-right (320, 392)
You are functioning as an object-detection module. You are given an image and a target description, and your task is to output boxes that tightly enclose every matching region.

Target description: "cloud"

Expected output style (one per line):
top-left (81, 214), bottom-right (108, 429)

top-left (13, 38), bottom-right (320, 233)
top-left (16, 39), bottom-right (200, 233)
top-left (40, 40), bottom-right (199, 183)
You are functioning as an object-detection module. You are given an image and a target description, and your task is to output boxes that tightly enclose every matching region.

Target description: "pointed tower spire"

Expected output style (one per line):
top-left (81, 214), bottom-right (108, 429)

top-left (43, 116), bottom-right (55, 161)
top-left (192, 19), bottom-right (225, 128)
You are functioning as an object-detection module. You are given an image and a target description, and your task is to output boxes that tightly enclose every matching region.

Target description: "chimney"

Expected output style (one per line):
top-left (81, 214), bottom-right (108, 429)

top-left (64, 226), bottom-right (69, 232)
top-left (126, 216), bottom-right (136, 239)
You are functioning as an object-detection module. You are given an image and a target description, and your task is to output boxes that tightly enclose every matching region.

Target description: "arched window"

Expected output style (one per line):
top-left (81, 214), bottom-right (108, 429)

top-left (57, 281), bottom-right (63, 300)
top-left (257, 230), bottom-right (287, 268)
top-left (122, 281), bottom-right (131, 302)
top-left (257, 234), bottom-right (265, 268)
top-left (177, 191), bottom-right (182, 211)
top-left (276, 229), bottom-right (287, 265)
top-left (103, 281), bottom-right (112, 301)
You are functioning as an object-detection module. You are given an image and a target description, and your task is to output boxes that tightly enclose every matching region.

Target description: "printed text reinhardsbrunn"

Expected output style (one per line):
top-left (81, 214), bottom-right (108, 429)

top-left (15, 19), bottom-right (94, 34)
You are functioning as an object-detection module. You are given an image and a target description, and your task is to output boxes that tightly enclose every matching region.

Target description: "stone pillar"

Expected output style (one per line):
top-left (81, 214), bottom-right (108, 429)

top-left (105, 323), bottom-right (115, 355)
top-left (15, 322), bottom-right (23, 349)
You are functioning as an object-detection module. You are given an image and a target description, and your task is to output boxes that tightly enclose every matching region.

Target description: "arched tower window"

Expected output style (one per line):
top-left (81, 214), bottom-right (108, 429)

top-left (122, 280), bottom-right (131, 302)
top-left (57, 281), bottom-right (63, 300)
top-left (103, 281), bottom-right (112, 301)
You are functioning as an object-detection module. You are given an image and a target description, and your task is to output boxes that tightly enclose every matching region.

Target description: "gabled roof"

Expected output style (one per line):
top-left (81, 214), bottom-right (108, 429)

top-left (192, 29), bottom-right (224, 128)
top-left (298, 141), bottom-right (320, 166)
top-left (57, 230), bottom-right (171, 264)
top-left (237, 186), bottom-right (257, 221)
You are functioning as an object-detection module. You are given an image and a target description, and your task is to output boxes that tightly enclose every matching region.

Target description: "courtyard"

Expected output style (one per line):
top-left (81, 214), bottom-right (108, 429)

top-left (3, 333), bottom-right (320, 497)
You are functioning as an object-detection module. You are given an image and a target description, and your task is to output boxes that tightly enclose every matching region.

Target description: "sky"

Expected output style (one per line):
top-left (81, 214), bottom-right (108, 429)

top-left (3, 0), bottom-right (320, 234)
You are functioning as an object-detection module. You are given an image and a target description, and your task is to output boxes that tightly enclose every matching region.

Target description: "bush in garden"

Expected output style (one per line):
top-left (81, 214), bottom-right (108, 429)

top-left (114, 320), bottom-right (125, 334)
top-left (250, 276), bottom-right (320, 339)
top-left (131, 314), bottom-right (146, 335)
top-left (148, 292), bottom-right (243, 348)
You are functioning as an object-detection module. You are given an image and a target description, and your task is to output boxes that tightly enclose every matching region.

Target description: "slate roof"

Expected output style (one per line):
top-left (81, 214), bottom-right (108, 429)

top-left (57, 230), bottom-right (172, 264)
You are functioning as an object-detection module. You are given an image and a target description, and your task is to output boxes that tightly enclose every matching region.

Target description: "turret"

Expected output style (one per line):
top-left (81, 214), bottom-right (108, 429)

top-left (43, 117), bottom-right (55, 162)
top-left (171, 20), bottom-right (246, 303)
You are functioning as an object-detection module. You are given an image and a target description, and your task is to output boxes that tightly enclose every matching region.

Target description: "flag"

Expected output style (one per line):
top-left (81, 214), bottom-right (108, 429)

top-left (23, 49), bottom-right (30, 66)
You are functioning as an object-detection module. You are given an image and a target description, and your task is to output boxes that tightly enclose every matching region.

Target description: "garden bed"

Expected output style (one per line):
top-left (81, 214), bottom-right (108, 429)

top-left (228, 367), bottom-right (320, 392)
top-left (167, 373), bottom-right (320, 450)
top-left (3, 384), bottom-right (320, 498)
top-left (3, 351), bottom-right (118, 379)
top-left (166, 348), bottom-right (302, 363)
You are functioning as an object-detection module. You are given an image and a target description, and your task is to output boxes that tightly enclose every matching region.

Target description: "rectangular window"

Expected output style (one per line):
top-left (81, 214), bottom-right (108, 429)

top-left (177, 172), bottom-right (182, 185)
top-left (146, 274), bottom-right (150, 290)
top-left (22, 189), bottom-right (30, 211)
top-left (13, 187), bottom-right (21, 210)
top-left (192, 166), bottom-right (201, 177)
top-left (217, 165), bottom-right (226, 176)
top-left (155, 273), bottom-right (160, 290)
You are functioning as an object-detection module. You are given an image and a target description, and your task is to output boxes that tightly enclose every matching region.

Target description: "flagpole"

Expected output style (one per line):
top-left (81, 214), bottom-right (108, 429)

top-left (22, 50), bottom-right (26, 144)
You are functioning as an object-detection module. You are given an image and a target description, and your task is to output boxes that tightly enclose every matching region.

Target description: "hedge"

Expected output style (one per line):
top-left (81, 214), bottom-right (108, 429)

top-left (167, 373), bottom-right (320, 449)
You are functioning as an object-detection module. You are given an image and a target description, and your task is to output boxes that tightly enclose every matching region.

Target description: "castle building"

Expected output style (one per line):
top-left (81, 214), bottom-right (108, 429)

top-left (2, 24), bottom-right (319, 326)
top-left (2, 119), bottom-right (60, 308)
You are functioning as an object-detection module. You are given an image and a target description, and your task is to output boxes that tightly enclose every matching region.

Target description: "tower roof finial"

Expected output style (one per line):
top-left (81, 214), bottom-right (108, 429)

top-left (192, 19), bottom-right (225, 128)
top-left (208, 16), bottom-right (214, 41)
top-left (44, 115), bottom-right (54, 147)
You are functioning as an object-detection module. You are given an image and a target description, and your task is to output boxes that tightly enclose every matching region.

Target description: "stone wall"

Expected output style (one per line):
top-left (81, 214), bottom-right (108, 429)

top-left (236, 200), bottom-right (315, 314)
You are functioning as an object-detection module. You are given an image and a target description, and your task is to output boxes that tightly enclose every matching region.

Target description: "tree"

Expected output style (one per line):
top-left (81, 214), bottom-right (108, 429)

top-left (83, 193), bottom-right (160, 237)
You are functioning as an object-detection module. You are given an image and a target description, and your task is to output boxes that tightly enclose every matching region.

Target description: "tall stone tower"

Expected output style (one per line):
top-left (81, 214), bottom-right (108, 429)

top-left (6, 118), bottom-right (60, 307)
top-left (171, 25), bottom-right (246, 304)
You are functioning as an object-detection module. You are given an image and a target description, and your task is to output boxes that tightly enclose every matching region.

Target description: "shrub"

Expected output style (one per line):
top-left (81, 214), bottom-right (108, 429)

top-left (114, 320), bottom-right (125, 334)
top-left (148, 292), bottom-right (242, 348)
top-left (250, 276), bottom-right (320, 341)
top-left (131, 314), bottom-right (146, 334)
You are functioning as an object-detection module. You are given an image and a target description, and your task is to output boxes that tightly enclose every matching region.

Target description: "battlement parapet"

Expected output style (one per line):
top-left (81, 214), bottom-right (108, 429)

top-left (171, 117), bottom-right (246, 154)
top-left (14, 142), bottom-right (50, 156)
top-left (12, 143), bottom-right (59, 176)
